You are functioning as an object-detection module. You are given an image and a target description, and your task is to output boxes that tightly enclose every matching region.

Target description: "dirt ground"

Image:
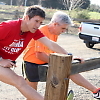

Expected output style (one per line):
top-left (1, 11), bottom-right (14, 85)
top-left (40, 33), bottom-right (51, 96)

top-left (0, 34), bottom-right (100, 100)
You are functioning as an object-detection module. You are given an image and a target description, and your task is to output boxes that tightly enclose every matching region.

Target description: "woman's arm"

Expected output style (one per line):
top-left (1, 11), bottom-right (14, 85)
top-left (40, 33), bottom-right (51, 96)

top-left (36, 52), bottom-right (49, 63)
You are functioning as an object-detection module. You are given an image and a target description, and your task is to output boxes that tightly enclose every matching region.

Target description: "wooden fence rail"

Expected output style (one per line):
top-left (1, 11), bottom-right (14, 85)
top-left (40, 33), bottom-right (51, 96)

top-left (38, 56), bottom-right (100, 82)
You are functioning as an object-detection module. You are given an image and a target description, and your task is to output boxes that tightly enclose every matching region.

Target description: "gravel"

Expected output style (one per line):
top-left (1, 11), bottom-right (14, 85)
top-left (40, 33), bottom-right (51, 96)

top-left (0, 34), bottom-right (100, 100)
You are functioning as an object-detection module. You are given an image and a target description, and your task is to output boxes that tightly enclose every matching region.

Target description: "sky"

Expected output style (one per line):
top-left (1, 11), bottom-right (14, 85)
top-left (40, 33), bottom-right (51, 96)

top-left (90, 0), bottom-right (100, 5)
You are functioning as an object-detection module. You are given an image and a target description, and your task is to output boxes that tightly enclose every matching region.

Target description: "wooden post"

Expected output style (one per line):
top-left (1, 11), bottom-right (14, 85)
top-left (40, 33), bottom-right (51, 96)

top-left (44, 53), bottom-right (72, 100)
top-left (13, 10), bottom-right (20, 19)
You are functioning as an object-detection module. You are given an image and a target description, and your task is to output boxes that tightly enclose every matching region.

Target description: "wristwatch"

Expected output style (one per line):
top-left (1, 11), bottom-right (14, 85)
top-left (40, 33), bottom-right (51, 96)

top-left (68, 53), bottom-right (73, 55)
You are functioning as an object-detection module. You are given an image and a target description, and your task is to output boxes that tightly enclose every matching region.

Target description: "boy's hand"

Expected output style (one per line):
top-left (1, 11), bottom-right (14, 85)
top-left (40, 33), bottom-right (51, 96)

top-left (0, 59), bottom-right (17, 68)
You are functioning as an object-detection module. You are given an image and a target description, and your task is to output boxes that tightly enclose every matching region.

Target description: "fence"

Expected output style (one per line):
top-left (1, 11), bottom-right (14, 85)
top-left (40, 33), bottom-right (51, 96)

top-left (38, 53), bottom-right (100, 100)
top-left (1, 10), bottom-right (100, 35)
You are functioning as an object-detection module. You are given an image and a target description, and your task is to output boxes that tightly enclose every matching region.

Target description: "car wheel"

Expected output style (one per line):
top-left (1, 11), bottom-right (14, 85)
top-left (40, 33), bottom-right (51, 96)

top-left (85, 42), bottom-right (94, 48)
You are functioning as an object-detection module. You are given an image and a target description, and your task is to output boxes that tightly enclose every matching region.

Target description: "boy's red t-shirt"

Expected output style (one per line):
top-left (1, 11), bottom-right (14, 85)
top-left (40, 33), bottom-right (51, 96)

top-left (0, 19), bottom-right (45, 61)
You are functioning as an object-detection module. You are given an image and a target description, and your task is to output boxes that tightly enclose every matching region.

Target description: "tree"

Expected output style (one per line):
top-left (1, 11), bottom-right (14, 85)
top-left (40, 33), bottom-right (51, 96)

top-left (15, 0), bottom-right (24, 6)
top-left (81, 0), bottom-right (90, 9)
top-left (62, 0), bottom-right (90, 10)
top-left (42, 0), bottom-right (65, 9)
top-left (89, 4), bottom-right (100, 13)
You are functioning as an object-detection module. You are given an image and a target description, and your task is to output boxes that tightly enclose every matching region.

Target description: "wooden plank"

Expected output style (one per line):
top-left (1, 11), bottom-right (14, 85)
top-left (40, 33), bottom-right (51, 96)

top-left (44, 53), bottom-right (72, 100)
top-left (38, 57), bottom-right (100, 82)
top-left (73, 18), bottom-right (100, 23)
top-left (71, 57), bottom-right (100, 74)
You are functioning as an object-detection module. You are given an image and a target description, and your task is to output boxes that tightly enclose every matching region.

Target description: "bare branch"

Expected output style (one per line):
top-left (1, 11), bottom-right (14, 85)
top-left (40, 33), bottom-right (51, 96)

top-left (62, 0), bottom-right (85, 11)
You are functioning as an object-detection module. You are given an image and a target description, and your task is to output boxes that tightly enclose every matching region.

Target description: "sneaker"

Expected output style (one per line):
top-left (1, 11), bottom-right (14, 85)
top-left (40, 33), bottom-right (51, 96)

top-left (93, 88), bottom-right (100, 99)
top-left (67, 90), bottom-right (74, 100)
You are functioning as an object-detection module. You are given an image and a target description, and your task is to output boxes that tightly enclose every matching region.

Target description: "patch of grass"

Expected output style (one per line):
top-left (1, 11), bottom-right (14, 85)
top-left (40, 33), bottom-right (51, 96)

top-left (89, 12), bottom-right (100, 19)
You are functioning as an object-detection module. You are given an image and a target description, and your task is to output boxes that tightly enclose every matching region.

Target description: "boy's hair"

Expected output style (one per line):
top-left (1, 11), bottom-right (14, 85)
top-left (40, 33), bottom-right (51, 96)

top-left (50, 11), bottom-right (72, 25)
top-left (23, 5), bottom-right (45, 19)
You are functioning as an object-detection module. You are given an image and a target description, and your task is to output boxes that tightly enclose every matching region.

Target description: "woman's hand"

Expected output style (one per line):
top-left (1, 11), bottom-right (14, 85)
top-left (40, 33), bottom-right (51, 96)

top-left (73, 56), bottom-right (84, 63)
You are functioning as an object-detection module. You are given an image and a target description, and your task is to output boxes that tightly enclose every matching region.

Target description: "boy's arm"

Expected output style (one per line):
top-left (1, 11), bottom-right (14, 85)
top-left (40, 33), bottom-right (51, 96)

top-left (37, 37), bottom-right (68, 55)
top-left (38, 37), bottom-right (84, 63)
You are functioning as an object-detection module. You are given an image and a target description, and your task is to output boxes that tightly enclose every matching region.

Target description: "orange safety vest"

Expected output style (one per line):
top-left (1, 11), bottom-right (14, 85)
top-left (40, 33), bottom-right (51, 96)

top-left (23, 25), bottom-right (58, 64)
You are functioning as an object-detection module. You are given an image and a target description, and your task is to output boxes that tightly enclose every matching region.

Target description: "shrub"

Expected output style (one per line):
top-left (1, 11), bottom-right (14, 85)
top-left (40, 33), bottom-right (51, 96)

top-left (76, 10), bottom-right (90, 19)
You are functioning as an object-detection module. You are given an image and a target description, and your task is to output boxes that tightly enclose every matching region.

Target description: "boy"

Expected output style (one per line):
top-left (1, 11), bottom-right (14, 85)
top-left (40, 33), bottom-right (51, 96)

top-left (0, 5), bottom-right (72, 100)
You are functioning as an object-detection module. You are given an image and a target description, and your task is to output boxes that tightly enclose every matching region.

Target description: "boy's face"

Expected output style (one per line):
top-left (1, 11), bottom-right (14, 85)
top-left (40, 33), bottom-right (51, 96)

top-left (53, 23), bottom-right (68, 35)
top-left (26, 15), bottom-right (44, 33)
